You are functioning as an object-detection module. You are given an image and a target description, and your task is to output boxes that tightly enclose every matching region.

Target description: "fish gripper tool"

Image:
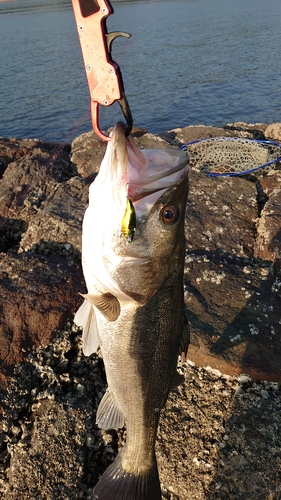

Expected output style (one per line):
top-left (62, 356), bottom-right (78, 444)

top-left (72, 0), bottom-right (133, 141)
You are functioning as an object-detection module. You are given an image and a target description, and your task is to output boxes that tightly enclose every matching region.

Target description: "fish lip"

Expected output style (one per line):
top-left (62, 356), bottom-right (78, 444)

top-left (109, 122), bottom-right (127, 174)
top-left (128, 162), bottom-right (189, 203)
top-left (108, 122), bottom-right (189, 204)
top-left (109, 121), bottom-right (127, 141)
top-left (115, 255), bottom-right (151, 263)
top-left (108, 122), bottom-right (147, 187)
top-left (128, 153), bottom-right (188, 188)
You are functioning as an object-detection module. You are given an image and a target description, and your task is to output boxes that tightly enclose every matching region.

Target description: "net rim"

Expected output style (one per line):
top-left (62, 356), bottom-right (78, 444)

top-left (179, 137), bottom-right (281, 176)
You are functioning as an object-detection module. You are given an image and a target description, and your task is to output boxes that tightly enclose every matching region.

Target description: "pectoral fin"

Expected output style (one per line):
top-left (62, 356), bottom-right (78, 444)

top-left (96, 389), bottom-right (125, 430)
top-left (74, 299), bottom-right (100, 356)
top-left (80, 293), bottom-right (120, 321)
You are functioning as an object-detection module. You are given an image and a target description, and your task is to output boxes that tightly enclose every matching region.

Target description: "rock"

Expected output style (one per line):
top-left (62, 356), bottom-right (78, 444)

top-left (0, 137), bottom-right (45, 178)
top-left (1, 123), bottom-right (281, 392)
top-left (264, 122), bottom-right (281, 142)
top-left (185, 169), bottom-right (258, 258)
top-left (3, 330), bottom-right (281, 500)
top-left (0, 252), bottom-right (84, 391)
top-left (0, 144), bottom-right (77, 230)
top-left (5, 399), bottom-right (92, 499)
top-left (1, 124), bottom-right (281, 499)
top-left (255, 186), bottom-right (281, 262)
top-left (71, 131), bottom-right (106, 180)
top-left (254, 171), bottom-right (281, 266)
top-left (160, 122), bottom-right (267, 147)
top-left (0, 139), bottom-right (87, 393)
top-left (160, 125), bottom-right (232, 146)
top-left (225, 122), bottom-right (268, 139)
top-left (183, 163), bottom-right (281, 381)
top-left (19, 176), bottom-right (88, 253)
top-left (133, 130), bottom-right (172, 149)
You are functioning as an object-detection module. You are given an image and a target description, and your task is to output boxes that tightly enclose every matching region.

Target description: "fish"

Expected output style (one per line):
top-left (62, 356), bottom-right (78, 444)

top-left (74, 122), bottom-right (190, 500)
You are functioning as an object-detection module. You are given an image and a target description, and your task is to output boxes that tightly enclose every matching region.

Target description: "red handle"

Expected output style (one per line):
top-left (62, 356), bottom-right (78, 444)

top-left (72, 0), bottom-right (122, 140)
top-left (72, 0), bottom-right (122, 105)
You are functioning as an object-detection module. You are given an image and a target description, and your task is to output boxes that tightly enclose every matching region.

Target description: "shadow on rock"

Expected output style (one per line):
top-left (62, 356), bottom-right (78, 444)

top-left (202, 231), bottom-right (281, 498)
top-left (0, 217), bottom-right (28, 253)
top-left (210, 250), bottom-right (281, 380)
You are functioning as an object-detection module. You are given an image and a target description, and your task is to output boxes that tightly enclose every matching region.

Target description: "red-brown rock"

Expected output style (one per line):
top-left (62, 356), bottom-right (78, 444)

top-left (0, 252), bottom-right (84, 390)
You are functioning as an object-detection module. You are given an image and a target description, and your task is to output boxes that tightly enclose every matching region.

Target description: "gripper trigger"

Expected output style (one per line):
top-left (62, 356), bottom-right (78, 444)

top-left (105, 32), bottom-right (131, 55)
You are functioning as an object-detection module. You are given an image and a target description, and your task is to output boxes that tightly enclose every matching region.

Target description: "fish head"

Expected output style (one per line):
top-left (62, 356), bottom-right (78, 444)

top-left (82, 122), bottom-right (189, 303)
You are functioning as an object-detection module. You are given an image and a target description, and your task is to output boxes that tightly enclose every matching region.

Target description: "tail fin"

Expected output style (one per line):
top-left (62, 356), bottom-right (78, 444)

top-left (93, 449), bottom-right (161, 500)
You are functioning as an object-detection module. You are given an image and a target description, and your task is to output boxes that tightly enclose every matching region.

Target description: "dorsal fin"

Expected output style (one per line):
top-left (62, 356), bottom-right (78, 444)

top-left (80, 292), bottom-right (121, 321)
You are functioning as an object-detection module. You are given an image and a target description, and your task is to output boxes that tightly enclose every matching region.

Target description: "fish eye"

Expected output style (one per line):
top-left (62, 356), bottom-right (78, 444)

top-left (160, 204), bottom-right (180, 225)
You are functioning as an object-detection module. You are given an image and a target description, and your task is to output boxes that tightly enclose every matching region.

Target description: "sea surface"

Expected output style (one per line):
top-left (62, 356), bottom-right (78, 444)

top-left (0, 0), bottom-right (281, 142)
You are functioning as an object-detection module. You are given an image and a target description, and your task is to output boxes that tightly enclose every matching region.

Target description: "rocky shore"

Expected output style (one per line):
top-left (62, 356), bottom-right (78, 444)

top-left (0, 122), bottom-right (280, 498)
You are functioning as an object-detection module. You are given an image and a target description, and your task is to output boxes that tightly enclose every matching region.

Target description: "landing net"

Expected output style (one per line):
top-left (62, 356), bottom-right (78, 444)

top-left (180, 137), bottom-right (281, 176)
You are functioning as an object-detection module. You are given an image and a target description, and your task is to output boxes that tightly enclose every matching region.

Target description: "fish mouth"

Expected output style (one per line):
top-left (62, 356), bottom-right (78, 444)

top-left (110, 122), bottom-right (147, 173)
top-left (109, 122), bottom-right (189, 205)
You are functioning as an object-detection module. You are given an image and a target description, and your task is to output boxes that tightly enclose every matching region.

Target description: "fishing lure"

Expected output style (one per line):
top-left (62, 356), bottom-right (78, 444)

top-left (122, 198), bottom-right (136, 243)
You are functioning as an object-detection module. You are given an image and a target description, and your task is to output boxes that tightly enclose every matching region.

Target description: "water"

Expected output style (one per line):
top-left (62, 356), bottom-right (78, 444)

top-left (0, 0), bottom-right (281, 142)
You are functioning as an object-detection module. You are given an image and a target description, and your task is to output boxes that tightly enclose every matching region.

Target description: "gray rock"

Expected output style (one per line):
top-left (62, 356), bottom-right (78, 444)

top-left (19, 176), bottom-right (88, 253)
top-left (255, 177), bottom-right (281, 263)
top-left (183, 164), bottom-right (281, 380)
top-left (264, 122), bottom-right (281, 141)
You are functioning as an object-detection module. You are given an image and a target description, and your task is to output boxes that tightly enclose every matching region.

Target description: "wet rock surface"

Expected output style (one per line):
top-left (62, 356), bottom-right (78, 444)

top-left (0, 122), bottom-right (281, 498)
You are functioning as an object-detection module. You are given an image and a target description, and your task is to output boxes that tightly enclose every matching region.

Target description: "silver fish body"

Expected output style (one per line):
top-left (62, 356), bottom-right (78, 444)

top-left (74, 123), bottom-right (189, 500)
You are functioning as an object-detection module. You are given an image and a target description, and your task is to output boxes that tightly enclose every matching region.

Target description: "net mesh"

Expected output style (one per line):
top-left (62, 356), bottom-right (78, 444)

top-left (181, 138), bottom-right (281, 176)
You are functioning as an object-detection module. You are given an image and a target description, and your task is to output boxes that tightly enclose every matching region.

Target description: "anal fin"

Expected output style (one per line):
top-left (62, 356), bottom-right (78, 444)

top-left (96, 390), bottom-right (125, 430)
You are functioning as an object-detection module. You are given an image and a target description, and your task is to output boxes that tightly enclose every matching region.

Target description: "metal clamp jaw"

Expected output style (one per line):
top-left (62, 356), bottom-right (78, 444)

top-left (72, 0), bottom-right (133, 141)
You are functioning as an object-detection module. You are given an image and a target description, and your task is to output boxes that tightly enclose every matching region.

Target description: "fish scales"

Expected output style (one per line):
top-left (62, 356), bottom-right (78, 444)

top-left (74, 122), bottom-right (189, 499)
